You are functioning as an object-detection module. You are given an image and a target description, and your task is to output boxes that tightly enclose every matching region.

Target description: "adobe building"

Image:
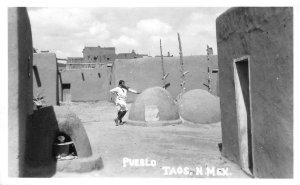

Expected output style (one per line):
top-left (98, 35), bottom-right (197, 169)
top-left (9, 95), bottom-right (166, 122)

top-left (8, 7), bottom-right (33, 177)
top-left (60, 66), bottom-right (111, 102)
top-left (216, 7), bottom-right (293, 178)
top-left (117, 50), bottom-right (148, 59)
top-left (66, 57), bottom-right (86, 69)
top-left (33, 53), bottom-right (59, 106)
top-left (60, 54), bottom-right (218, 103)
top-left (67, 57), bottom-right (84, 63)
top-left (8, 8), bottom-right (102, 177)
top-left (83, 46), bottom-right (116, 64)
top-left (155, 51), bottom-right (173, 58)
top-left (57, 62), bottom-right (66, 72)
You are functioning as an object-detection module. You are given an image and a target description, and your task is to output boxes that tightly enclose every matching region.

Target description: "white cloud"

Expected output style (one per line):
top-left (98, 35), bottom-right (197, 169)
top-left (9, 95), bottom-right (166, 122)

top-left (120, 27), bottom-right (131, 33)
top-left (27, 8), bottom-right (227, 57)
top-left (28, 8), bottom-right (112, 58)
top-left (111, 35), bottom-right (139, 47)
top-left (89, 22), bottom-right (108, 35)
top-left (149, 35), bottom-right (161, 43)
top-left (184, 23), bottom-right (215, 37)
top-left (179, 12), bottom-right (218, 49)
top-left (136, 19), bottom-right (172, 34)
top-left (55, 50), bottom-right (63, 56)
top-left (190, 12), bottom-right (206, 22)
top-left (29, 8), bottom-right (93, 34)
top-left (149, 35), bottom-right (176, 44)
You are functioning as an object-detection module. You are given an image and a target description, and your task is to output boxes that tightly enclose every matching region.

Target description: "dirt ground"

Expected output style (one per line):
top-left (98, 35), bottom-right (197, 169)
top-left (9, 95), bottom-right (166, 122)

top-left (53, 101), bottom-right (249, 178)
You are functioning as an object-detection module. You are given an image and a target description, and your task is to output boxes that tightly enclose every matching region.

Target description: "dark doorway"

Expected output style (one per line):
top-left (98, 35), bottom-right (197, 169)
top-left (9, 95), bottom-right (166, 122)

top-left (62, 83), bottom-right (71, 102)
top-left (233, 56), bottom-right (253, 175)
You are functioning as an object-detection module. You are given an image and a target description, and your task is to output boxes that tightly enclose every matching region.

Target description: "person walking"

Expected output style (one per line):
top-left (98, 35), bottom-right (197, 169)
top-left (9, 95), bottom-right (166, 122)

top-left (110, 80), bottom-right (140, 126)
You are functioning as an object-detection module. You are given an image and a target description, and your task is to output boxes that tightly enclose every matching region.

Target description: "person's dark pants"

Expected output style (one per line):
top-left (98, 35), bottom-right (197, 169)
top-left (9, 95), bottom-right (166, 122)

top-left (117, 110), bottom-right (127, 123)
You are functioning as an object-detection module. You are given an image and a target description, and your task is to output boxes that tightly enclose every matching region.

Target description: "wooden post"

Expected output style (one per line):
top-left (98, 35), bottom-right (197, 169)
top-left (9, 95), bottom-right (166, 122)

top-left (160, 39), bottom-right (166, 87)
top-left (177, 33), bottom-right (186, 96)
top-left (206, 45), bottom-right (212, 92)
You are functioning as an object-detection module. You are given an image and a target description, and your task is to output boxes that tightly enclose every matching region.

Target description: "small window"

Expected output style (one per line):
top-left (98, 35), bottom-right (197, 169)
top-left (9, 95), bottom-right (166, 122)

top-left (62, 83), bottom-right (71, 89)
top-left (98, 73), bottom-right (101, 78)
top-left (32, 65), bottom-right (42, 87)
top-left (81, 73), bottom-right (85, 81)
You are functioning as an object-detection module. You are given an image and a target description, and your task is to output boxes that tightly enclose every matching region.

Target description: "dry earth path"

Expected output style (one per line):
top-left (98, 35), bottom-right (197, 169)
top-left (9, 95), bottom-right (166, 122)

top-left (54, 101), bottom-right (249, 178)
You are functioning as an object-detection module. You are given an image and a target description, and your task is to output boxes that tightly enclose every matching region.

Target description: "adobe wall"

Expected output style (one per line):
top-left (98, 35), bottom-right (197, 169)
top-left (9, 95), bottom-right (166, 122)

top-left (8, 7), bottom-right (33, 177)
top-left (61, 66), bottom-right (111, 101)
top-left (112, 55), bottom-right (218, 102)
top-left (216, 7), bottom-right (293, 178)
top-left (23, 107), bottom-right (59, 177)
top-left (33, 53), bottom-right (59, 106)
top-left (116, 52), bottom-right (144, 59)
top-left (67, 57), bottom-right (84, 63)
top-left (83, 47), bottom-right (116, 63)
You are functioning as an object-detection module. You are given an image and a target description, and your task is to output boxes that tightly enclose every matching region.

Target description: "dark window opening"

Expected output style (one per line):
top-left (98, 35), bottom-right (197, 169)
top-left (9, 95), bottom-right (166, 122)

top-left (62, 83), bottom-right (71, 102)
top-left (28, 56), bottom-right (31, 78)
top-left (62, 83), bottom-right (71, 89)
top-left (81, 73), bottom-right (85, 81)
top-left (98, 73), bottom-right (101, 78)
top-left (32, 65), bottom-right (42, 87)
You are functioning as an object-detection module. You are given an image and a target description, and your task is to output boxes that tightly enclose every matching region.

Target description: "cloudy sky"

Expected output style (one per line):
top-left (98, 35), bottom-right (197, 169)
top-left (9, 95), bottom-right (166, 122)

top-left (27, 7), bottom-right (228, 58)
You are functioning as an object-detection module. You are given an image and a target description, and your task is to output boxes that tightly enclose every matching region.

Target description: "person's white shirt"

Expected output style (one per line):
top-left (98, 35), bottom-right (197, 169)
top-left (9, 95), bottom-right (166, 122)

top-left (110, 86), bottom-right (137, 102)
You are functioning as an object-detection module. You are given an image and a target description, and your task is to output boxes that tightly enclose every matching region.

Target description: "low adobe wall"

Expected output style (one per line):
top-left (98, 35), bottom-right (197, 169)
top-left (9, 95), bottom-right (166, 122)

top-left (112, 55), bottom-right (218, 102)
top-left (33, 53), bottom-right (59, 106)
top-left (60, 56), bottom-right (218, 103)
top-left (216, 7), bottom-right (293, 178)
top-left (8, 7), bottom-right (33, 177)
top-left (60, 66), bottom-right (111, 102)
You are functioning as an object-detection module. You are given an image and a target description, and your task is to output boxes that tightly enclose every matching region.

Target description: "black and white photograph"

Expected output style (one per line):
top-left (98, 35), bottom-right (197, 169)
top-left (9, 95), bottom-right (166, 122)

top-left (1, 0), bottom-right (299, 184)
